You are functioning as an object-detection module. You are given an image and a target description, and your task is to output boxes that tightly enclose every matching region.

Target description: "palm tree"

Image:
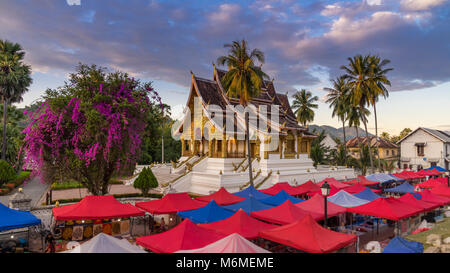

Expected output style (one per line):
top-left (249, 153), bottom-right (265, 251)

top-left (217, 40), bottom-right (269, 187)
top-left (0, 40), bottom-right (32, 161)
top-left (291, 89), bottom-right (319, 127)
top-left (324, 76), bottom-right (350, 157)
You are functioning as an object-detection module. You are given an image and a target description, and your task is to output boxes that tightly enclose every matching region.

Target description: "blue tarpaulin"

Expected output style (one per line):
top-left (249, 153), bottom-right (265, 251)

top-left (328, 190), bottom-right (370, 207)
top-left (366, 173), bottom-right (402, 184)
top-left (425, 166), bottom-right (448, 172)
top-left (0, 203), bottom-right (41, 231)
top-left (222, 197), bottom-right (274, 214)
top-left (353, 188), bottom-right (382, 202)
top-left (177, 200), bottom-right (235, 224)
top-left (384, 182), bottom-right (415, 194)
top-left (233, 185), bottom-right (271, 200)
top-left (259, 190), bottom-right (304, 206)
top-left (382, 237), bottom-right (423, 253)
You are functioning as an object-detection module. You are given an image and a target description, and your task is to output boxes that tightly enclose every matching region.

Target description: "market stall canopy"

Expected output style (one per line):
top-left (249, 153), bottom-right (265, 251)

top-left (136, 219), bottom-right (225, 253)
top-left (307, 184), bottom-right (340, 197)
top-left (295, 180), bottom-right (321, 195)
top-left (195, 187), bottom-right (245, 206)
top-left (233, 185), bottom-right (271, 200)
top-left (63, 233), bottom-right (146, 253)
top-left (259, 190), bottom-right (304, 206)
top-left (418, 190), bottom-right (450, 206)
top-left (260, 182), bottom-right (303, 196)
top-left (347, 197), bottom-right (419, 221)
top-left (398, 193), bottom-right (440, 212)
top-left (177, 200), bottom-right (234, 224)
top-left (222, 196), bottom-right (274, 214)
top-left (328, 191), bottom-right (370, 208)
top-left (416, 169), bottom-right (434, 177)
top-left (425, 166), bottom-right (447, 172)
top-left (198, 209), bottom-right (276, 240)
top-left (384, 182), bottom-right (415, 194)
top-left (436, 177), bottom-right (449, 184)
top-left (251, 200), bottom-right (321, 225)
top-left (0, 203), bottom-right (41, 231)
top-left (175, 233), bottom-right (270, 253)
top-left (135, 193), bottom-right (206, 215)
top-left (393, 171), bottom-right (422, 180)
top-left (259, 215), bottom-right (357, 253)
top-left (429, 185), bottom-right (450, 198)
top-left (366, 173), bottom-right (402, 184)
top-left (353, 188), bottom-right (382, 202)
top-left (382, 237), bottom-right (423, 253)
top-left (343, 176), bottom-right (380, 186)
top-left (53, 195), bottom-right (144, 221)
top-left (295, 194), bottom-right (347, 220)
top-left (317, 178), bottom-right (350, 189)
top-left (343, 184), bottom-right (369, 195)
top-left (417, 178), bottom-right (444, 189)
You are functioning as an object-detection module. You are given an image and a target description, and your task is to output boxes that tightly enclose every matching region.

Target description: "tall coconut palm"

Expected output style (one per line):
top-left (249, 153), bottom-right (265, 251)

top-left (341, 55), bottom-right (375, 173)
top-left (291, 89), bottom-right (319, 127)
top-left (324, 76), bottom-right (350, 157)
top-left (0, 40), bottom-right (32, 161)
top-left (217, 40), bottom-right (269, 187)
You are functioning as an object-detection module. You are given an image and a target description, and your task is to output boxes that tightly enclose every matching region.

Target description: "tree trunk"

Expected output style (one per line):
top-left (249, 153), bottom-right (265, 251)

top-left (246, 112), bottom-right (253, 187)
top-left (373, 103), bottom-right (381, 172)
top-left (363, 120), bottom-right (375, 174)
top-left (355, 126), bottom-right (359, 138)
top-left (342, 120), bottom-right (347, 150)
top-left (2, 99), bottom-right (7, 161)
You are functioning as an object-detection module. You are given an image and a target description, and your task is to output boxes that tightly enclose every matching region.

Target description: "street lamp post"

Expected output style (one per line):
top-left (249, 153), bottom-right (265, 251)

top-left (321, 181), bottom-right (331, 228)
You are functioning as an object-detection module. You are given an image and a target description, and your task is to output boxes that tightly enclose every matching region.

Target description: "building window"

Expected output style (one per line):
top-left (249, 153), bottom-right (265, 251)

top-left (417, 145), bottom-right (424, 156)
top-left (385, 150), bottom-right (389, 156)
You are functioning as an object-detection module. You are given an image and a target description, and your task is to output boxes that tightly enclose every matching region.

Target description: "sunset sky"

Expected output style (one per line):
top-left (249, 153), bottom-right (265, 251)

top-left (1, 0), bottom-right (449, 136)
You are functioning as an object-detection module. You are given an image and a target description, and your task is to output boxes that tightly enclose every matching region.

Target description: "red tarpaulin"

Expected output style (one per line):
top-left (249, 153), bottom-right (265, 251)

top-left (250, 200), bottom-right (322, 225)
top-left (136, 219), bottom-right (225, 253)
top-left (295, 194), bottom-right (347, 220)
top-left (52, 195), bottom-right (144, 221)
top-left (416, 169), bottom-right (433, 177)
top-left (307, 184), bottom-right (340, 197)
top-left (195, 187), bottom-right (245, 205)
top-left (398, 193), bottom-right (440, 212)
top-left (394, 171), bottom-right (422, 180)
top-left (404, 171), bottom-right (424, 179)
top-left (417, 178), bottom-right (445, 189)
top-left (135, 193), bottom-right (206, 214)
top-left (430, 185), bottom-right (450, 198)
top-left (347, 197), bottom-right (419, 221)
top-left (259, 215), bottom-right (357, 253)
top-left (343, 177), bottom-right (379, 186)
top-left (317, 178), bottom-right (350, 189)
top-left (436, 177), bottom-right (449, 184)
top-left (260, 182), bottom-right (303, 196)
top-left (419, 189), bottom-right (450, 206)
top-left (198, 209), bottom-right (276, 240)
top-left (343, 184), bottom-right (368, 195)
top-left (295, 181), bottom-right (321, 195)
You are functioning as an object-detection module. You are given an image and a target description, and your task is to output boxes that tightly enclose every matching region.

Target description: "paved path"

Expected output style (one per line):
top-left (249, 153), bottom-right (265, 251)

top-left (0, 176), bottom-right (49, 207)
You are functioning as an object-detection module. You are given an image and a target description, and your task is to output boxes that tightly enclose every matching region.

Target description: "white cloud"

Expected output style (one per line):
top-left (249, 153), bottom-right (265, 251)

top-left (400, 0), bottom-right (447, 11)
top-left (66, 0), bottom-right (81, 6)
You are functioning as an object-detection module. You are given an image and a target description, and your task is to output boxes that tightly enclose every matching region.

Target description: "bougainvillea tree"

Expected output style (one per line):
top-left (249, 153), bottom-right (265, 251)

top-left (21, 64), bottom-right (161, 195)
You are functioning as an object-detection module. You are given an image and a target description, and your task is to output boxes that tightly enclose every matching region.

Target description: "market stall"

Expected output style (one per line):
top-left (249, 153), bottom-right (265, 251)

top-left (260, 182), bottom-right (304, 196)
top-left (317, 178), bottom-right (350, 189)
top-left (63, 233), bottom-right (146, 253)
top-left (328, 191), bottom-right (370, 208)
top-left (177, 200), bottom-right (234, 224)
top-left (295, 194), bottom-right (347, 221)
top-left (233, 185), bottom-right (271, 200)
top-left (0, 203), bottom-right (41, 232)
top-left (222, 196), bottom-right (274, 214)
top-left (195, 187), bottom-right (245, 205)
top-left (251, 200), bottom-right (321, 225)
top-left (294, 180), bottom-right (321, 195)
top-left (259, 190), bottom-right (304, 206)
top-left (382, 236), bottom-right (423, 253)
top-left (353, 188), bottom-right (382, 202)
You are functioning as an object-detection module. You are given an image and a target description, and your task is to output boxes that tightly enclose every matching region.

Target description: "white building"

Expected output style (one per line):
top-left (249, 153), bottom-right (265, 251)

top-left (321, 134), bottom-right (338, 150)
top-left (397, 127), bottom-right (450, 171)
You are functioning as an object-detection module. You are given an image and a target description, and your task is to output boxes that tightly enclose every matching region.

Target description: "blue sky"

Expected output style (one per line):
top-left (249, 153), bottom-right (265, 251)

top-left (1, 0), bottom-right (449, 135)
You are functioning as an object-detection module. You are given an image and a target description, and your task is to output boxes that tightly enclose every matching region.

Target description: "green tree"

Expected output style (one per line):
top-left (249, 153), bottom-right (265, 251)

top-left (0, 40), bottom-right (32, 161)
top-left (292, 89), bottom-right (319, 127)
top-left (0, 159), bottom-right (16, 186)
top-left (309, 130), bottom-right (330, 167)
top-left (133, 167), bottom-right (158, 196)
top-left (217, 40), bottom-right (269, 187)
top-left (380, 131), bottom-right (391, 141)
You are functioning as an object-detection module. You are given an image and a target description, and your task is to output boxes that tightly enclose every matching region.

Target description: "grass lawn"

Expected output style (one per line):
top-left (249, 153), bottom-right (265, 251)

top-left (405, 217), bottom-right (450, 249)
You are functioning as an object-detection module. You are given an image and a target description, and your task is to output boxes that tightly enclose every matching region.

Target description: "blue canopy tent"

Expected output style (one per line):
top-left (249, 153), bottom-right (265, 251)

top-left (353, 188), bottom-right (382, 202)
top-left (388, 174), bottom-right (405, 182)
top-left (366, 173), bottom-right (403, 184)
top-left (177, 200), bottom-right (234, 224)
top-left (425, 166), bottom-right (448, 172)
top-left (384, 182), bottom-right (415, 194)
top-left (382, 237), bottom-right (423, 253)
top-left (233, 185), bottom-right (271, 200)
top-left (222, 197), bottom-right (274, 214)
top-left (259, 190), bottom-right (304, 206)
top-left (328, 190), bottom-right (370, 208)
top-left (0, 203), bottom-right (41, 232)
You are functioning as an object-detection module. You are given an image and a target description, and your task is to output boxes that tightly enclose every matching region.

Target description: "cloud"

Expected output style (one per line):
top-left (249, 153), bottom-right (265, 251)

top-left (400, 0), bottom-right (447, 11)
top-left (66, 0), bottom-right (81, 6)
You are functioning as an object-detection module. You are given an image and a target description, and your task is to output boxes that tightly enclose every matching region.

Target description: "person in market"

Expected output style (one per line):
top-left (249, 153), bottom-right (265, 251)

top-left (45, 233), bottom-right (55, 253)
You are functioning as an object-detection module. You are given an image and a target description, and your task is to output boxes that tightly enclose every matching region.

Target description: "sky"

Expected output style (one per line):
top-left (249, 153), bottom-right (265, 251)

top-left (0, 0), bottom-right (449, 136)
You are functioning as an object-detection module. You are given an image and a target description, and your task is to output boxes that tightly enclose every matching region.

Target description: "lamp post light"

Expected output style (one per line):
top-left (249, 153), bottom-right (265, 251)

top-left (321, 181), bottom-right (331, 228)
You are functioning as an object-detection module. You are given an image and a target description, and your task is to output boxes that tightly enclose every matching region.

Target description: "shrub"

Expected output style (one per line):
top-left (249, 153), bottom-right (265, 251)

top-left (133, 167), bottom-right (158, 197)
top-left (0, 160), bottom-right (17, 186)
top-left (12, 171), bottom-right (31, 187)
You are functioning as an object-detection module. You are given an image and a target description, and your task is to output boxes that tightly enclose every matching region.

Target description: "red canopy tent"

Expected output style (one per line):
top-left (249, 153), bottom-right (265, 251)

top-left (307, 184), bottom-right (340, 197)
top-left (416, 169), bottom-right (433, 177)
top-left (426, 169), bottom-right (442, 176)
top-left (343, 184), bottom-right (368, 195)
top-left (259, 215), bottom-right (357, 253)
top-left (52, 195), bottom-right (144, 221)
top-left (135, 193), bottom-right (206, 214)
top-left (295, 194), bottom-right (347, 220)
top-left (260, 182), bottom-right (303, 196)
top-left (404, 171), bottom-right (424, 179)
top-left (419, 190), bottom-right (450, 206)
top-left (398, 193), bottom-right (440, 212)
top-left (417, 178), bottom-right (445, 189)
top-left (317, 178), bottom-right (350, 189)
top-left (136, 219), bottom-right (225, 252)
top-left (343, 176), bottom-right (380, 186)
top-left (195, 187), bottom-right (245, 205)
top-left (394, 171), bottom-right (422, 180)
top-left (295, 180), bottom-right (321, 195)
top-left (198, 209), bottom-right (276, 240)
top-left (430, 185), bottom-right (450, 198)
top-left (436, 177), bottom-right (449, 184)
top-left (347, 197), bottom-right (420, 221)
top-left (250, 200), bottom-right (322, 225)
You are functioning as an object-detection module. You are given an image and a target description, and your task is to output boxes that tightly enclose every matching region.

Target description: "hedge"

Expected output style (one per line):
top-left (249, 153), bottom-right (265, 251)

top-left (0, 171), bottom-right (31, 196)
top-left (51, 178), bottom-right (124, 190)
top-left (49, 192), bottom-right (164, 205)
